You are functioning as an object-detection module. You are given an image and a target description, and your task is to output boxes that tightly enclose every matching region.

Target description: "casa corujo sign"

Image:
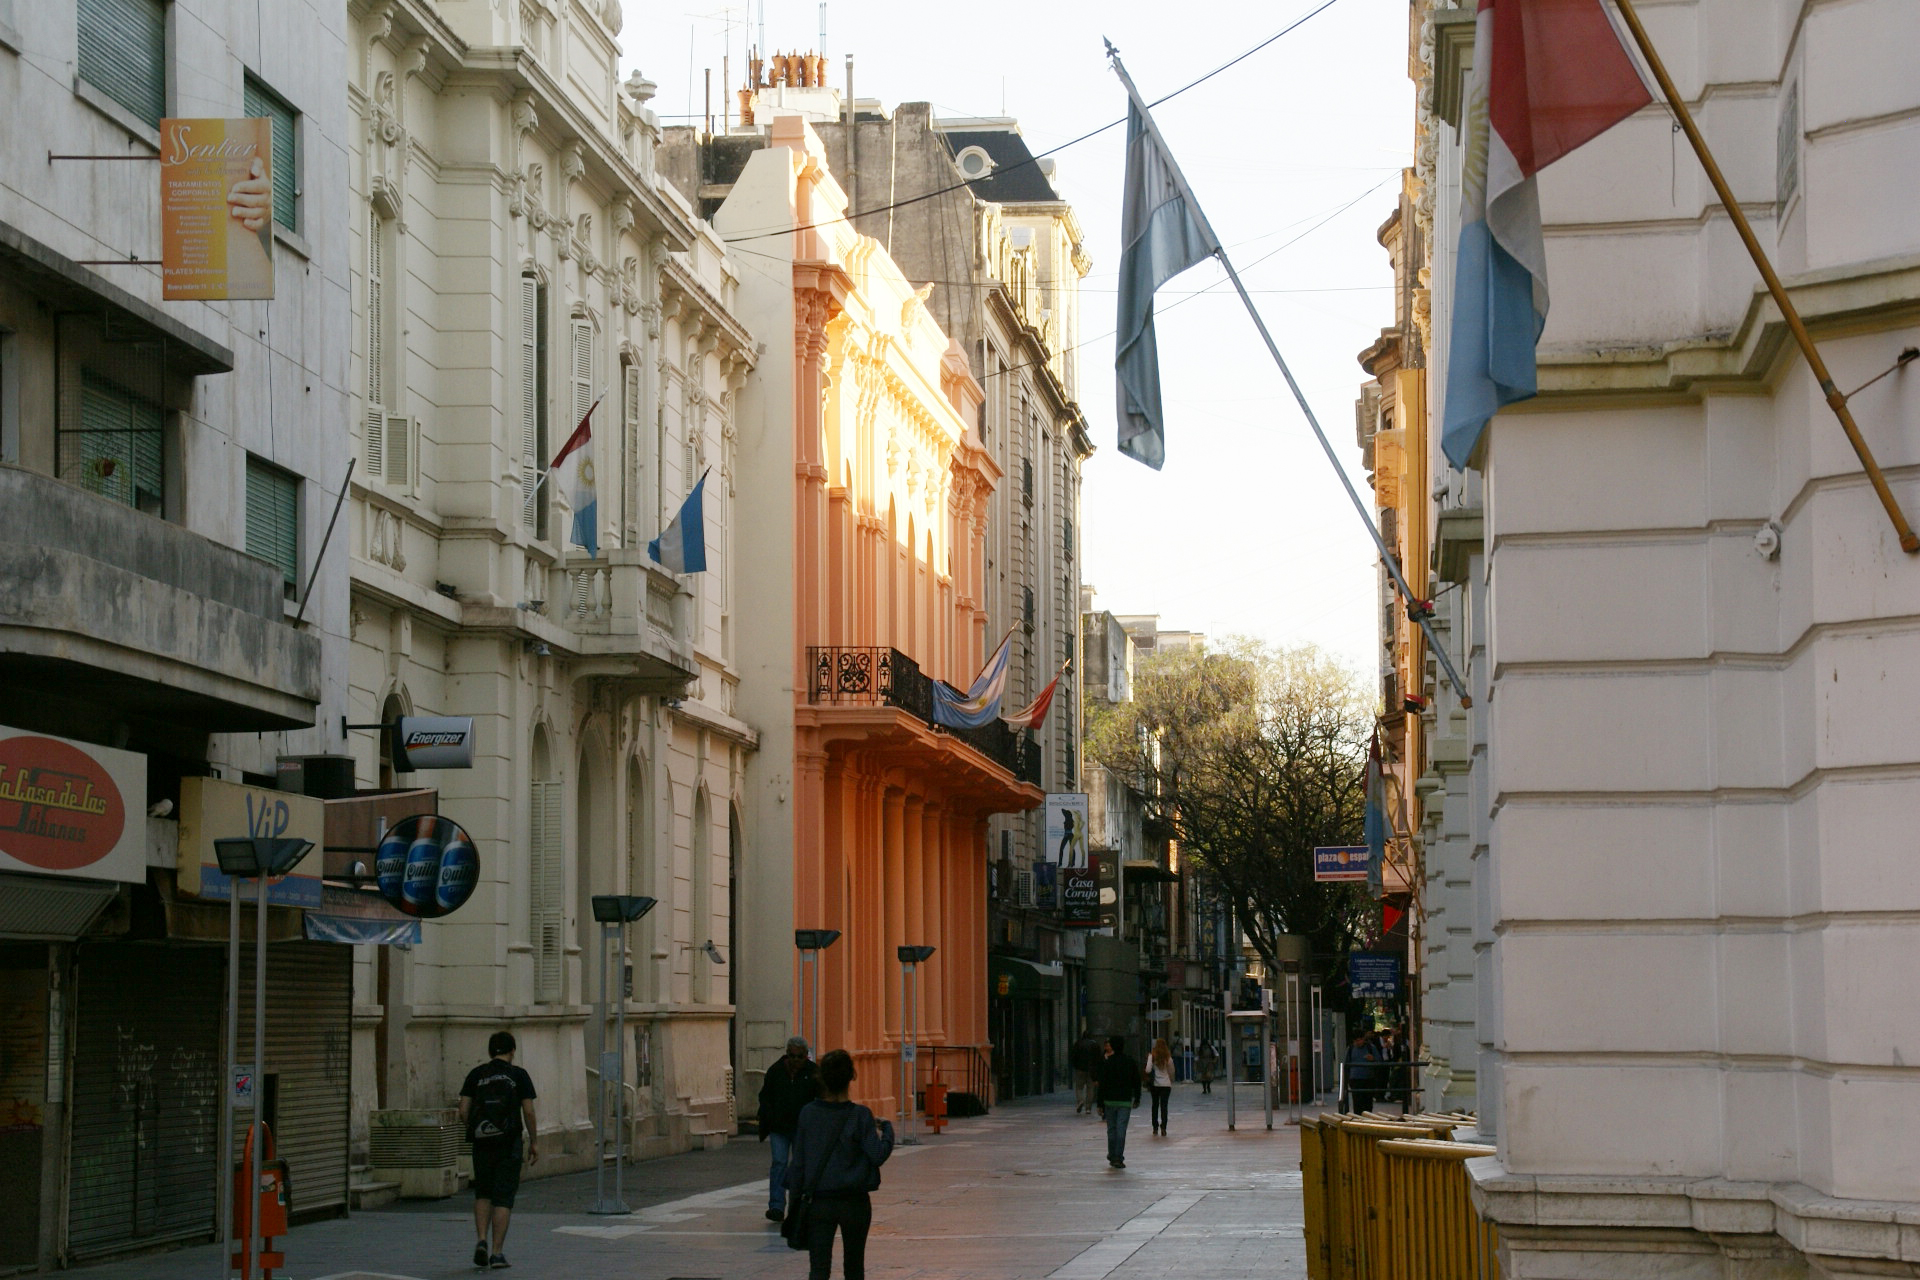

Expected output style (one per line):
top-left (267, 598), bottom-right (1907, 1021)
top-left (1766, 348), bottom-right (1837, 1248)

top-left (0, 728), bottom-right (146, 883)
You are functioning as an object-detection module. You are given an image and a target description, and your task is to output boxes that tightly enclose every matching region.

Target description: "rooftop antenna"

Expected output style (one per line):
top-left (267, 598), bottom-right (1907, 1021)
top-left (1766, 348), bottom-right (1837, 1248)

top-left (818, 1), bottom-right (826, 54)
top-left (757, 0), bottom-right (765, 68)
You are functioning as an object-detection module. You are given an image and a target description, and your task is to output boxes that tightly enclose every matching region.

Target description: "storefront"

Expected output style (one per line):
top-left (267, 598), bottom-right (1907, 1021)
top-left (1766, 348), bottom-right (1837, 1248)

top-left (989, 955), bottom-right (1064, 1099)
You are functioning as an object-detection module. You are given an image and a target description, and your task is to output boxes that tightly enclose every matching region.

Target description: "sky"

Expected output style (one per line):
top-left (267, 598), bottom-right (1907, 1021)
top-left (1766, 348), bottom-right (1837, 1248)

top-left (617, 0), bottom-right (1412, 676)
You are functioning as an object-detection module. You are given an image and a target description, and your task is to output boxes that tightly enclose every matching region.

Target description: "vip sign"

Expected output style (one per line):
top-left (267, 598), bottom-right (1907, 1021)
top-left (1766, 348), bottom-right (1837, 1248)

top-left (0, 727), bottom-right (146, 883)
top-left (176, 776), bottom-right (324, 907)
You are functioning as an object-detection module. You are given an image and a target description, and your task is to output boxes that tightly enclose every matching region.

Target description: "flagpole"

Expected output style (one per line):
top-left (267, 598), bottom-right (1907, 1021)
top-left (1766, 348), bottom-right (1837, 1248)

top-left (1107, 47), bottom-right (1475, 708)
top-left (1611, 0), bottom-right (1918, 555)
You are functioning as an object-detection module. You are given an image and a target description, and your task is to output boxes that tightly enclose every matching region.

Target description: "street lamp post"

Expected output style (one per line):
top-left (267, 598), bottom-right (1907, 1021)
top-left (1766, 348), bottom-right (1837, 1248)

top-left (212, 837), bottom-right (313, 1280)
top-left (895, 946), bottom-right (934, 1145)
top-left (793, 929), bottom-right (841, 1055)
top-left (589, 894), bottom-right (656, 1215)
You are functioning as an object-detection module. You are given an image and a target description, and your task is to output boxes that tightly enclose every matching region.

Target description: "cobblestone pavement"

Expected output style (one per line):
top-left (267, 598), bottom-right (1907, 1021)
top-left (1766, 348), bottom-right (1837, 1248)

top-left (76, 1083), bottom-right (1306, 1280)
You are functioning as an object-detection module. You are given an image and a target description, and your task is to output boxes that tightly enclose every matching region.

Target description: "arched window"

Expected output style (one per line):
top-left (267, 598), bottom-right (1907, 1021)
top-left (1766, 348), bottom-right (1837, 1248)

top-left (529, 727), bottom-right (564, 1003)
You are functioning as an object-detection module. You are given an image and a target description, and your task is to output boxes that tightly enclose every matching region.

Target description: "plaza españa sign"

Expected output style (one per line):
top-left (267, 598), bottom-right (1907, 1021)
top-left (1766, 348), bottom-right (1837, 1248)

top-left (1313, 845), bottom-right (1372, 883)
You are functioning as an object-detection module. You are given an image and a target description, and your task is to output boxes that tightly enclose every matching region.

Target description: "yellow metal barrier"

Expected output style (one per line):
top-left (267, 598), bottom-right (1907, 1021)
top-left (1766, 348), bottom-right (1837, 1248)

top-left (1301, 1114), bottom-right (1498, 1280)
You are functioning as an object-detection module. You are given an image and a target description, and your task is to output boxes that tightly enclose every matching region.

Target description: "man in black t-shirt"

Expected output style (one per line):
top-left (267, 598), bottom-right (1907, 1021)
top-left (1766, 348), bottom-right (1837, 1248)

top-left (459, 1031), bottom-right (539, 1270)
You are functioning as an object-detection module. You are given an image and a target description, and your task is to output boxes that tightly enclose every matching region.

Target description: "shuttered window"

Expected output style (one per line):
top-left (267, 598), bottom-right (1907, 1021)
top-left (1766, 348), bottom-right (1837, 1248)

top-left (242, 74), bottom-right (298, 230)
top-left (77, 0), bottom-right (166, 130)
top-left (520, 275), bottom-right (547, 537)
top-left (71, 370), bottom-right (164, 514)
top-left (365, 208), bottom-right (388, 476)
top-left (529, 779), bottom-right (564, 1003)
top-left (623, 359), bottom-right (644, 533)
top-left (245, 456), bottom-right (299, 592)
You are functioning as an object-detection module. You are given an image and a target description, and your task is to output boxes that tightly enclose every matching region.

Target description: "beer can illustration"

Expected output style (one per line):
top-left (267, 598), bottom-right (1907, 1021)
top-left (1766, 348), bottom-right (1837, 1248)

top-left (375, 825), bottom-right (410, 904)
top-left (400, 816), bottom-right (442, 915)
top-left (435, 825), bottom-right (479, 914)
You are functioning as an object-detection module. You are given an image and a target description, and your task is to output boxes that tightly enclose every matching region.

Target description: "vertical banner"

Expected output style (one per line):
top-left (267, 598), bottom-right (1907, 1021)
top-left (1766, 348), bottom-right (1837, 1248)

top-left (160, 118), bottom-right (275, 300)
top-left (1043, 793), bottom-right (1089, 867)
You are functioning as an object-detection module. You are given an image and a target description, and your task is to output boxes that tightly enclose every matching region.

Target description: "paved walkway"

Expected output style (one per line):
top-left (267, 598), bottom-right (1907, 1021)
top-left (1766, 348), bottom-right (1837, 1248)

top-left (77, 1084), bottom-right (1306, 1280)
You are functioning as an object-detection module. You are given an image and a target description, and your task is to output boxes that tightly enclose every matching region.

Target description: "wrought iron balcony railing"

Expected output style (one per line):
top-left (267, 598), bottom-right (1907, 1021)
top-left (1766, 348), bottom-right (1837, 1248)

top-left (807, 645), bottom-right (1043, 787)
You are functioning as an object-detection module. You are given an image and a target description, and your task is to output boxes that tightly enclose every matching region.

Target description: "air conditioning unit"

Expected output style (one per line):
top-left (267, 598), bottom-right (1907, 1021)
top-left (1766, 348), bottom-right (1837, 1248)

top-left (1015, 871), bottom-right (1035, 909)
top-left (369, 1107), bottom-right (463, 1199)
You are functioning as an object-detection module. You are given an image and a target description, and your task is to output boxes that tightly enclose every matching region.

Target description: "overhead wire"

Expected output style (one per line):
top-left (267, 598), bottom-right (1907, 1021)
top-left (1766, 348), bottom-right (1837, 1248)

top-left (716, 0), bottom-right (1349, 245)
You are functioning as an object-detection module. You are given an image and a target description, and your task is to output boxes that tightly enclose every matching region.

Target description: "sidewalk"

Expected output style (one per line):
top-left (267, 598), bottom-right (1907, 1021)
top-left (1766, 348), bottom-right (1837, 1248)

top-left (73, 1083), bottom-right (1305, 1280)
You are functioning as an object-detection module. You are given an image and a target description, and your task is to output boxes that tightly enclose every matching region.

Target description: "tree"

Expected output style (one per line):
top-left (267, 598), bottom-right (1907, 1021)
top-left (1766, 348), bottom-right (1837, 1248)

top-left (1086, 639), bottom-right (1374, 1001)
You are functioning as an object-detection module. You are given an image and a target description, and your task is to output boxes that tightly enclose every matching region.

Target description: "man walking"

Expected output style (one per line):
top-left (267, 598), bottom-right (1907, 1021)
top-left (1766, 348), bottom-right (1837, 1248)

top-left (1094, 1035), bottom-right (1142, 1168)
top-left (459, 1031), bottom-right (538, 1270)
top-left (757, 1035), bottom-right (820, 1221)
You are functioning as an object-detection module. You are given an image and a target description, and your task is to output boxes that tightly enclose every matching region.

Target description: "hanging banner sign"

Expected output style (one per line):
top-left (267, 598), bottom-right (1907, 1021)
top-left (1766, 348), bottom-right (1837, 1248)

top-left (1043, 792), bottom-right (1089, 867)
top-left (1060, 866), bottom-right (1099, 926)
top-left (177, 776), bottom-right (324, 907)
top-left (392, 717), bottom-right (477, 771)
top-left (374, 814), bottom-right (480, 918)
top-left (1349, 952), bottom-right (1401, 999)
top-left (1313, 845), bottom-right (1372, 883)
top-left (0, 727), bottom-right (145, 884)
top-left (160, 118), bottom-right (275, 301)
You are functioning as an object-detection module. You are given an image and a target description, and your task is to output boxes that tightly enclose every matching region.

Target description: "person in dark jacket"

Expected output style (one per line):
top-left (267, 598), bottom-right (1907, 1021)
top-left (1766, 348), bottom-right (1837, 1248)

top-left (1070, 1030), bottom-right (1102, 1113)
top-left (1343, 1027), bottom-right (1380, 1115)
top-left (1094, 1035), bottom-right (1142, 1168)
top-left (758, 1036), bottom-right (820, 1220)
top-left (785, 1049), bottom-right (894, 1280)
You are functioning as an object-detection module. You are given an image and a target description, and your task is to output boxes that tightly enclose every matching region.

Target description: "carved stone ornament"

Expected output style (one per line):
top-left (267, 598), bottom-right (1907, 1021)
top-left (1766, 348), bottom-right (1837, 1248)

top-left (559, 139), bottom-right (587, 185)
top-left (371, 72), bottom-right (402, 146)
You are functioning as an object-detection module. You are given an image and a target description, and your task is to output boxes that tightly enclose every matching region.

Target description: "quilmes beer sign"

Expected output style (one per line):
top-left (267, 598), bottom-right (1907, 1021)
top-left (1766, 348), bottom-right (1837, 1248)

top-left (0, 727), bottom-right (145, 883)
top-left (374, 814), bottom-right (480, 918)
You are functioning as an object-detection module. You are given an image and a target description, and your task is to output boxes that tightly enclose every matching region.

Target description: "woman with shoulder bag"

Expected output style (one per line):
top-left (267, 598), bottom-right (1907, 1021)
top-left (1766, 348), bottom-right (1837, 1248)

top-left (782, 1048), bottom-right (895, 1280)
top-left (1145, 1038), bottom-right (1175, 1135)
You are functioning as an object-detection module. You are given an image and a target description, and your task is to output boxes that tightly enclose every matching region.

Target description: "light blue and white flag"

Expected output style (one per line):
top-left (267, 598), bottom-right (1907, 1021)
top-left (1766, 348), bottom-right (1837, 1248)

top-left (1114, 82), bottom-right (1220, 470)
top-left (550, 398), bottom-right (600, 560)
top-left (648, 469), bottom-right (708, 574)
top-left (931, 630), bottom-right (1014, 730)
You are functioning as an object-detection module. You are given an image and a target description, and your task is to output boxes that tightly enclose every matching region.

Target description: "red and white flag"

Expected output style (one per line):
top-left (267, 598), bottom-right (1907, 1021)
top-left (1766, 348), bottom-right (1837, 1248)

top-left (1002, 662), bottom-right (1069, 732)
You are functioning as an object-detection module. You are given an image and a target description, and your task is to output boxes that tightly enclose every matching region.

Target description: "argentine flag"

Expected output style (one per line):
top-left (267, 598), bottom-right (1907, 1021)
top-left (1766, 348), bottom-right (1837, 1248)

top-left (649, 470), bottom-right (708, 574)
top-left (931, 631), bottom-right (1013, 730)
top-left (551, 399), bottom-right (600, 560)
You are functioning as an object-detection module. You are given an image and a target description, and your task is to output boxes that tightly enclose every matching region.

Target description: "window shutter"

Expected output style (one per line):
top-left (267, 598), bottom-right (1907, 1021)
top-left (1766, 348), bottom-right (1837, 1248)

top-left (570, 318), bottom-right (594, 429)
top-left (623, 360), bottom-right (643, 531)
top-left (520, 277), bottom-right (540, 530)
top-left (530, 779), bottom-right (565, 1003)
top-left (364, 211), bottom-right (387, 478)
top-left (243, 76), bottom-right (298, 229)
top-left (77, 0), bottom-right (166, 129)
top-left (245, 458), bottom-right (299, 590)
top-left (385, 414), bottom-right (412, 489)
top-left (74, 371), bottom-right (163, 513)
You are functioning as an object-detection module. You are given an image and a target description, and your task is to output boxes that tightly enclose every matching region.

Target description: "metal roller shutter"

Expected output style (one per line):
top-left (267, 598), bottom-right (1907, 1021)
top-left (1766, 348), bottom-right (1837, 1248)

top-left (232, 942), bottom-right (350, 1219)
top-left (76, 0), bottom-right (167, 129)
top-left (67, 944), bottom-right (222, 1260)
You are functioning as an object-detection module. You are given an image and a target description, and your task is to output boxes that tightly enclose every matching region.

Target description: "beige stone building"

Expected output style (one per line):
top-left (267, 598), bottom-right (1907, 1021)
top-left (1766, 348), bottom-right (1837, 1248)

top-left (346, 0), bottom-right (756, 1169)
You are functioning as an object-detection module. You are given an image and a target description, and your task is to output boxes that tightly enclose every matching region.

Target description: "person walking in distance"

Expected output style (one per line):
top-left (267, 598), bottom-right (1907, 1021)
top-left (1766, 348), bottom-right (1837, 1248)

top-left (458, 1031), bottom-right (538, 1270)
top-left (1342, 1026), bottom-right (1379, 1116)
top-left (758, 1036), bottom-right (821, 1221)
top-left (1196, 1040), bottom-right (1220, 1094)
top-left (1095, 1035), bottom-right (1142, 1168)
top-left (785, 1049), bottom-right (894, 1280)
top-left (1145, 1038), bottom-right (1175, 1135)
top-left (1070, 1029), bottom-right (1101, 1114)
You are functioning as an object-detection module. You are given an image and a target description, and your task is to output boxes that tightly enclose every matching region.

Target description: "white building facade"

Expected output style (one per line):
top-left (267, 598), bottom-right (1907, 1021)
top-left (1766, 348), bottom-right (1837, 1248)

top-left (1404, 1), bottom-right (1920, 1274)
top-left (346, 0), bottom-right (757, 1171)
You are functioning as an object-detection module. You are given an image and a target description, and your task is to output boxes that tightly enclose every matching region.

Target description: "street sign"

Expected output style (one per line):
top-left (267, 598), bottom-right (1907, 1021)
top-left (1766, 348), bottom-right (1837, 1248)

top-left (901, 1043), bottom-right (917, 1063)
top-left (1313, 845), bottom-right (1371, 882)
top-left (1349, 952), bottom-right (1401, 998)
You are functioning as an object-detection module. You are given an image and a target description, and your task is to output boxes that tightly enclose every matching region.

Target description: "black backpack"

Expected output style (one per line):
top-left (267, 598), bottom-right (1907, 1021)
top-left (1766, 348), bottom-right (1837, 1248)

top-left (467, 1067), bottom-right (522, 1144)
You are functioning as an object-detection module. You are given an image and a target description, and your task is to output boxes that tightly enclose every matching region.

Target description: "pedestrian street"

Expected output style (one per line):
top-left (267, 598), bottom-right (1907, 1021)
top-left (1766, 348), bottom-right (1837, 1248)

top-left (71, 1086), bottom-right (1306, 1280)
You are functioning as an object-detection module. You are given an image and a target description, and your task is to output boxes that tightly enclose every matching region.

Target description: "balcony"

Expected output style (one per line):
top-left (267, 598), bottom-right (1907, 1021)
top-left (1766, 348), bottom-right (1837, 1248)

top-left (807, 645), bottom-right (1043, 787)
top-left (556, 551), bottom-right (696, 686)
top-left (0, 463), bottom-right (320, 729)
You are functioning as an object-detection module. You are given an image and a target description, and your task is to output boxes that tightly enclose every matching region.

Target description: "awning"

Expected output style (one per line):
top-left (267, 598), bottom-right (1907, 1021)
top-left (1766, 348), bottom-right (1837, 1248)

top-left (0, 872), bottom-right (118, 940)
top-left (990, 954), bottom-right (1064, 1000)
top-left (304, 913), bottom-right (419, 946)
top-left (1123, 860), bottom-right (1180, 884)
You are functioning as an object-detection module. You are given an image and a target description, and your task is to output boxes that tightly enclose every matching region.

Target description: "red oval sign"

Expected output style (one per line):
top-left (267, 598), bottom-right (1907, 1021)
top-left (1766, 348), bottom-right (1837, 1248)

top-left (0, 736), bottom-right (128, 871)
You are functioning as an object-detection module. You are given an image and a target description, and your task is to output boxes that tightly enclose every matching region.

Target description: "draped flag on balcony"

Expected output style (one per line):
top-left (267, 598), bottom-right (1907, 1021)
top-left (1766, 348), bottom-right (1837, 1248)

top-left (649, 469), bottom-right (709, 574)
top-left (1440, 0), bottom-right (1652, 468)
top-left (931, 631), bottom-right (1014, 730)
top-left (1114, 68), bottom-right (1221, 470)
top-left (1003, 660), bottom-right (1069, 732)
top-left (550, 397), bottom-right (602, 560)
